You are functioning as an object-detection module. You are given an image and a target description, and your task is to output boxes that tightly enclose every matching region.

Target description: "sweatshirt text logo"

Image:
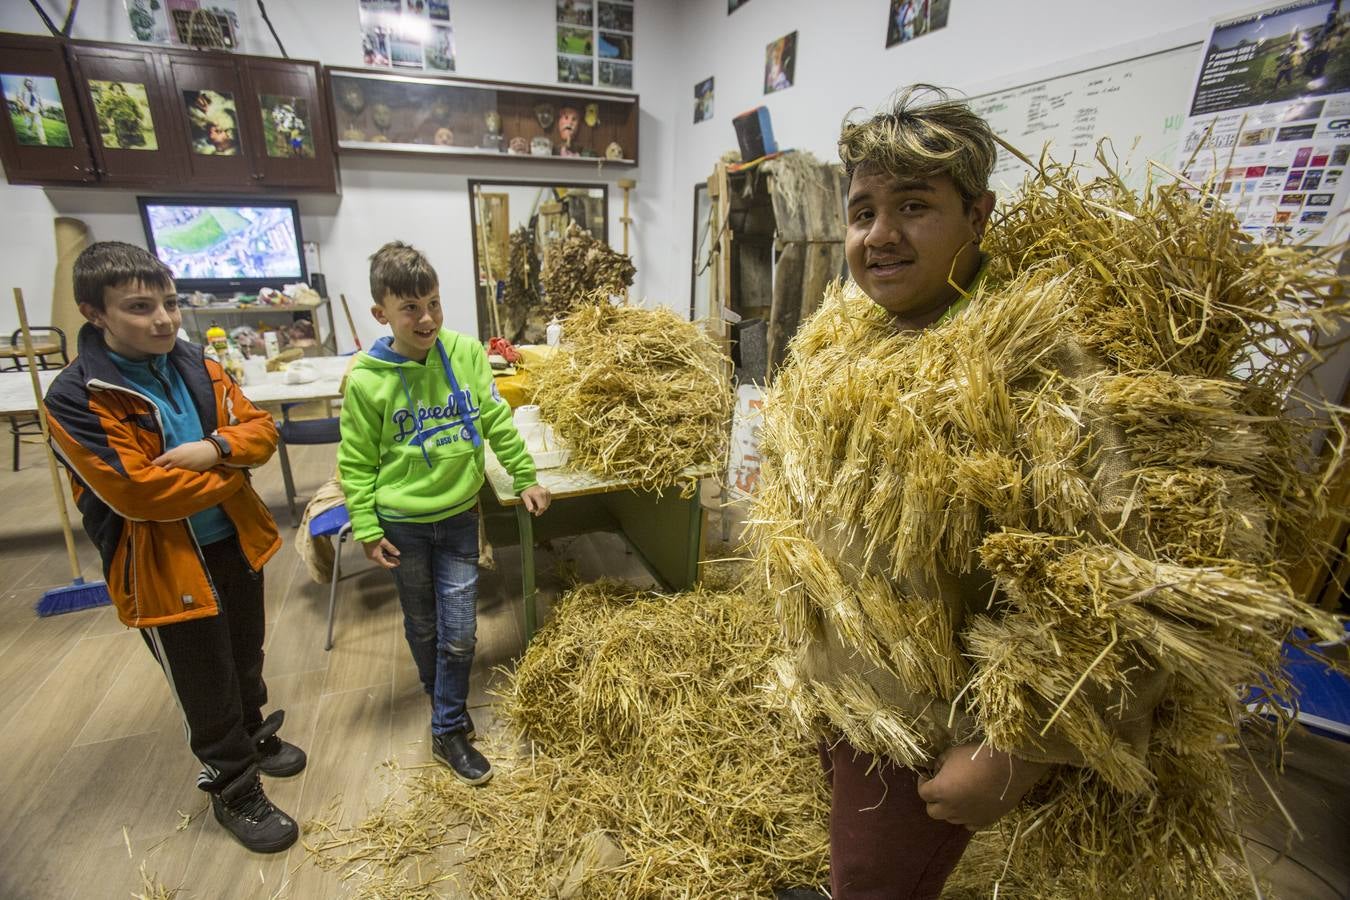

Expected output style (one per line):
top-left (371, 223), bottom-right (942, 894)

top-left (393, 389), bottom-right (480, 447)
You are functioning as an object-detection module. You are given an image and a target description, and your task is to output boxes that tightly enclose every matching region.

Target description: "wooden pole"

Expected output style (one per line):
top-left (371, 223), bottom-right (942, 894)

top-left (14, 287), bottom-right (85, 582)
top-left (617, 177), bottom-right (635, 303)
top-left (473, 186), bottom-right (503, 338)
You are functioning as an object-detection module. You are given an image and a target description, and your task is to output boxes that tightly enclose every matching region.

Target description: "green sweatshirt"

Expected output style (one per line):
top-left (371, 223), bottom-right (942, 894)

top-left (338, 328), bottom-right (537, 544)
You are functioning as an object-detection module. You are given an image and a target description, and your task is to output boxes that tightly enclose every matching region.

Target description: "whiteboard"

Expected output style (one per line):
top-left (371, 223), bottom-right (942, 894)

top-left (968, 43), bottom-right (1204, 191)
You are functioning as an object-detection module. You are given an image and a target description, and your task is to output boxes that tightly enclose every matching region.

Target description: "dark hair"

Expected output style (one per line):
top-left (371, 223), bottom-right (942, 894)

top-left (369, 240), bottom-right (438, 304)
top-left (73, 241), bottom-right (174, 311)
top-left (838, 84), bottom-right (997, 209)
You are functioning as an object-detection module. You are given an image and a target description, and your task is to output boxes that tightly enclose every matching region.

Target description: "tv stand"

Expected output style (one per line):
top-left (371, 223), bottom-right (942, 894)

top-left (179, 295), bottom-right (338, 357)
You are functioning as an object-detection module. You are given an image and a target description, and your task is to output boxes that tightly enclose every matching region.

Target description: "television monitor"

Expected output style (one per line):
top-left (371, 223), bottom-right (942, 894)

top-left (137, 196), bottom-right (307, 295)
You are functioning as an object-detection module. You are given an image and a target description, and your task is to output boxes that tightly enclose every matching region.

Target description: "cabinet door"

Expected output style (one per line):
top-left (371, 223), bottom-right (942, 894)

top-left (0, 34), bottom-right (97, 185)
top-left (240, 57), bottom-right (337, 191)
top-left (159, 50), bottom-right (260, 190)
top-left (68, 43), bottom-right (184, 185)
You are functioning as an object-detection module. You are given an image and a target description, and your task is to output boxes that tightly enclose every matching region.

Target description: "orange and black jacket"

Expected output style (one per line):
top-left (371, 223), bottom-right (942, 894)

top-left (44, 324), bottom-right (282, 628)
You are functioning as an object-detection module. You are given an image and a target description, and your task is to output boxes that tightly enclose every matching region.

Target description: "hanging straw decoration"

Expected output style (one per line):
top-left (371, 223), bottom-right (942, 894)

top-left (540, 223), bottom-right (637, 319)
top-left (529, 300), bottom-right (732, 494)
top-left (745, 147), bottom-right (1348, 896)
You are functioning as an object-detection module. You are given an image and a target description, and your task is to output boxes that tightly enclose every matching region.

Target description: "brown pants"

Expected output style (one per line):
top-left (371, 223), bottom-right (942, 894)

top-left (820, 739), bottom-right (973, 899)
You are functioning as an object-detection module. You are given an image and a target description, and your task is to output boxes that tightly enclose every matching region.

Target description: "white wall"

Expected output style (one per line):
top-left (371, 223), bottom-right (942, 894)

top-left (0, 0), bottom-right (1265, 343)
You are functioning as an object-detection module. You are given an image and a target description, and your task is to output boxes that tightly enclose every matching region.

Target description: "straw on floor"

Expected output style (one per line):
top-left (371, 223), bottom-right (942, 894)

top-left (304, 580), bottom-right (830, 898)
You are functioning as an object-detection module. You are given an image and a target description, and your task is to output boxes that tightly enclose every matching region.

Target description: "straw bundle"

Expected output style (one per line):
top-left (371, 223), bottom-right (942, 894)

top-left (747, 154), bottom-right (1348, 895)
top-left (530, 301), bottom-right (732, 493)
top-left (304, 582), bottom-right (829, 898)
top-left (540, 222), bottom-right (637, 318)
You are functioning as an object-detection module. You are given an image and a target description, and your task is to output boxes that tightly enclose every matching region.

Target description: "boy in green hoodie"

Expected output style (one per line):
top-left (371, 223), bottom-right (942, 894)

top-left (338, 241), bottom-right (551, 785)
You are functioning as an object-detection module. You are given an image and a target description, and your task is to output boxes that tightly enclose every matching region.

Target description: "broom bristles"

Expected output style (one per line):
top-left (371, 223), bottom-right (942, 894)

top-left (35, 577), bottom-right (111, 617)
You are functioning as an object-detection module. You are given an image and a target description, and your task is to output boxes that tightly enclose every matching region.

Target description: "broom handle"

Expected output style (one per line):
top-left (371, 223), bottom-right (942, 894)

top-left (338, 292), bottom-right (361, 350)
top-left (14, 288), bottom-right (85, 583)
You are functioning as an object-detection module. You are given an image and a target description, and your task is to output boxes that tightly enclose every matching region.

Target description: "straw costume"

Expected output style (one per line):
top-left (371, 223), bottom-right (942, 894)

top-left (749, 144), bottom-right (1346, 893)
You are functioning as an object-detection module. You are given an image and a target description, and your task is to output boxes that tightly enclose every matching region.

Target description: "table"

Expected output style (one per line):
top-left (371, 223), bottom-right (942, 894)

top-left (0, 355), bottom-right (351, 415)
top-left (0, 368), bottom-right (60, 416)
top-left (480, 450), bottom-right (710, 641)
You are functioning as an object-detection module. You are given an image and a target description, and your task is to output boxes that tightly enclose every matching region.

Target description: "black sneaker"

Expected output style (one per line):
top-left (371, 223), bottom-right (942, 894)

top-left (432, 730), bottom-right (492, 785)
top-left (250, 710), bottom-right (307, 777)
top-left (211, 765), bottom-right (299, 853)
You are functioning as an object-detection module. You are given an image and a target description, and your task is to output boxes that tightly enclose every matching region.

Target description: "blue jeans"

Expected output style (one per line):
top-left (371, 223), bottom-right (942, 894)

top-left (380, 509), bottom-right (479, 736)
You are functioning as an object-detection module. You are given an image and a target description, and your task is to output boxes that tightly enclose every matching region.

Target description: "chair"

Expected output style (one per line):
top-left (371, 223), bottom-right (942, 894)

top-left (6, 326), bottom-right (68, 470)
top-left (2, 326), bottom-right (68, 372)
top-left (309, 503), bottom-right (354, 651)
top-left (276, 401), bottom-right (342, 527)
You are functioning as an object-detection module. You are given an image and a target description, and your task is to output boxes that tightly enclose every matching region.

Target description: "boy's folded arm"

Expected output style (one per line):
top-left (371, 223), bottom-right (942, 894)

top-left (473, 346), bottom-right (537, 492)
top-left (212, 374), bottom-right (280, 467)
top-left (46, 398), bottom-right (245, 521)
top-left (336, 380), bottom-right (384, 543)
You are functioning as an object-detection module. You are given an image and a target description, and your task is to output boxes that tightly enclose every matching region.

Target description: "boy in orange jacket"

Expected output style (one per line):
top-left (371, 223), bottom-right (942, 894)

top-left (44, 242), bottom-right (305, 853)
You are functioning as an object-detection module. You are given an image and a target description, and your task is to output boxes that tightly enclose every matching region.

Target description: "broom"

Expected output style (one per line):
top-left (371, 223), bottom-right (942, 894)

top-left (14, 287), bottom-right (112, 616)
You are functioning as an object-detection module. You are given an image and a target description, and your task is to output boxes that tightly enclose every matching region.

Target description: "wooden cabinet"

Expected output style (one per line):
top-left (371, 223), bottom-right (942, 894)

top-left (159, 51), bottom-right (257, 189)
top-left (0, 32), bottom-right (337, 193)
top-left (241, 56), bottom-right (335, 191)
top-left (0, 33), bottom-right (97, 185)
top-left (327, 68), bottom-right (639, 167)
top-left (68, 42), bottom-right (184, 186)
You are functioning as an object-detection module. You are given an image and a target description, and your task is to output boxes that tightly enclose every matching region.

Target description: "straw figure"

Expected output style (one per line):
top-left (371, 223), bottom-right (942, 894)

top-left (540, 222), bottom-right (637, 318)
top-left (747, 145), bottom-right (1348, 896)
top-left (529, 300), bottom-right (732, 493)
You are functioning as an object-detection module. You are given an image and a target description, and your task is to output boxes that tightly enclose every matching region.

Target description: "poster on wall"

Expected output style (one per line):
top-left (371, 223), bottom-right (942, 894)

top-left (1, 74), bottom-right (73, 148)
top-left (695, 76), bottom-right (714, 123)
top-left (885, 0), bottom-right (950, 48)
top-left (168, 0), bottom-right (242, 49)
top-left (1176, 0), bottom-right (1350, 245)
top-left (764, 31), bottom-right (796, 94)
top-left (558, 0), bottom-right (633, 87)
top-left (125, 0), bottom-right (171, 43)
top-left (358, 0), bottom-right (455, 71)
top-left (127, 0), bottom-right (241, 49)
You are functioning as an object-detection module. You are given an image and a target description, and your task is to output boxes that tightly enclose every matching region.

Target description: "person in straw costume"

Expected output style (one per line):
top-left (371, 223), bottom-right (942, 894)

top-left (749, 85), bottom-right (1345, 898)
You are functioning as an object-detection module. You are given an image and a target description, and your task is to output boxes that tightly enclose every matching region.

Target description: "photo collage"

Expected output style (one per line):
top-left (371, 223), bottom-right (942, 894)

top-left (358, 0), bottom-right (456, 72)
top-left (557, 0), bottom-right (634, 88)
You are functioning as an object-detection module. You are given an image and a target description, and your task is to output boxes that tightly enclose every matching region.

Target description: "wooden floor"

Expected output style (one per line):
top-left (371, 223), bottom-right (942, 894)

top-left (0, 435), bottom-right (1346, 899)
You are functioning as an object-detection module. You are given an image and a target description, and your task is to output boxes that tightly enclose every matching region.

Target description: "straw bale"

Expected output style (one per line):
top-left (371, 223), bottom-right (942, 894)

top-left (530, 301), bottom-right (733, 493)
top-left (304, 581), bottom-right (830, 898)
top-left (747, 153), bottom-right (1348, 896)
top-left (540, 222), bottom-right (637, 318)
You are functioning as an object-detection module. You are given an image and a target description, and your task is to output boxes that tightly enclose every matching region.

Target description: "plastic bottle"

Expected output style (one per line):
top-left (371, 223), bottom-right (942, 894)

top-left (546, 317), bottom-right (563, 347)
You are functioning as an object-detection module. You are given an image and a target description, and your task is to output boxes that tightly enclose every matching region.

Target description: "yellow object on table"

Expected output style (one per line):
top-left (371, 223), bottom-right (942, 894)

top-left (495, 369), bottom-right (533, 408)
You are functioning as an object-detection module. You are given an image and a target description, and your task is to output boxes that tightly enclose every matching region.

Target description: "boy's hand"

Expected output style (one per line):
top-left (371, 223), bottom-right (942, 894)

top-left (520, 484), bottom-right (551, 516)
top-left (362, 537), bottom-right (401, 569)
top-left (916, 743), bottom-right (1051, 828)
top-left (154, 440), bottom-right (224, 472)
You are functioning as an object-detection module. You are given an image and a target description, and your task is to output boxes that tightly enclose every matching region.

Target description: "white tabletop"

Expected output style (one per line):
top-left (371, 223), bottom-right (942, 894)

top-left (0, 369), bottom-right (60, 416)
top-left (240, 355), bottom-right (352, 405)
top-left (0, 356), bottom-right (352, 416)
